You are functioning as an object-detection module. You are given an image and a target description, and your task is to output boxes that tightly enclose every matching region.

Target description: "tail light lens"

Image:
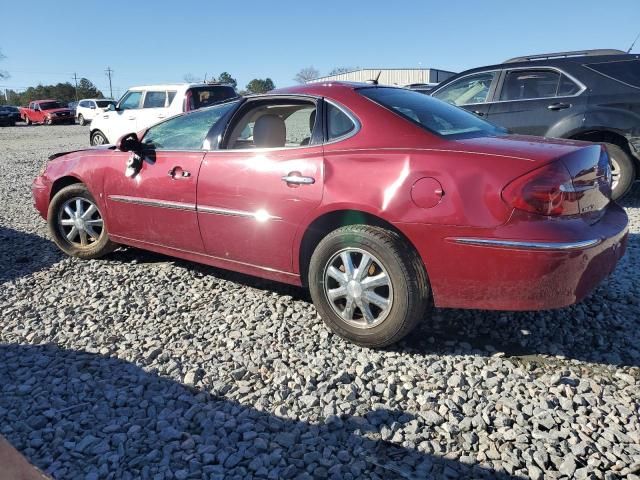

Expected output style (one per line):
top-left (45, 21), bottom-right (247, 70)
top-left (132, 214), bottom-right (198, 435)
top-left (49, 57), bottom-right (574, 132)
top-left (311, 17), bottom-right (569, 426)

top-left (502, 161), bottom-right (581, 216)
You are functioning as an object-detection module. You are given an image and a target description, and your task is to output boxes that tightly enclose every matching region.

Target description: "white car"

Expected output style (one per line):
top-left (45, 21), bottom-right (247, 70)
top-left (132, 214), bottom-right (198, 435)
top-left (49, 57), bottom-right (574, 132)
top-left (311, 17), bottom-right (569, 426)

top-left (76, 99), bottom-right (116, 126)
top-left (89, 83), bottom-right (238, 145)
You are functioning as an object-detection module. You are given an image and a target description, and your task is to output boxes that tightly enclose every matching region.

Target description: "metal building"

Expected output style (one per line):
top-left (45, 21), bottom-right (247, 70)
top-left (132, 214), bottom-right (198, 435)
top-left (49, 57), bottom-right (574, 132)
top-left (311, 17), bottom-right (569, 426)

top-left (308, 68), bottom-right (456, 86)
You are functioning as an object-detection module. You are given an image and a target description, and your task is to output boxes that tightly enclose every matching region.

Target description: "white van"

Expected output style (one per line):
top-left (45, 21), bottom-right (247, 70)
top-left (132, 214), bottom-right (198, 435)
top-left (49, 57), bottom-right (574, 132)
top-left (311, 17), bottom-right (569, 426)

top-left (89, 83), bottom-right (238, 145)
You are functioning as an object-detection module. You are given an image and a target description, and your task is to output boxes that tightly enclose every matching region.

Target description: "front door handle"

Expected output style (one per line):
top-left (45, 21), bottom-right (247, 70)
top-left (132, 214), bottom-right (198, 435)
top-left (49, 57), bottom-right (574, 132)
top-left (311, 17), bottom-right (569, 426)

top-left (472, 110), bottom-right (485, 117)
top-left (168, 166), bottom-right (191, 179)
top-left (282, 172), bottom-right (315, 186)
top-left (547, 103), bottom-right (571, 111)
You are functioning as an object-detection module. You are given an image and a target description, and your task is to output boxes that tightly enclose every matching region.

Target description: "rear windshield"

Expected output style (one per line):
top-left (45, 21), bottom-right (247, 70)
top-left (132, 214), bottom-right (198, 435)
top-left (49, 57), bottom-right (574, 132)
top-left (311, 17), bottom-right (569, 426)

top-left (96, 100), bottom-right (115, 108)
top-left (358, 87), bottom-right (505, 139)
top-left (187, 86), bottom-right (238, 110)
top-left (587, 59), bottom-right (640, 88)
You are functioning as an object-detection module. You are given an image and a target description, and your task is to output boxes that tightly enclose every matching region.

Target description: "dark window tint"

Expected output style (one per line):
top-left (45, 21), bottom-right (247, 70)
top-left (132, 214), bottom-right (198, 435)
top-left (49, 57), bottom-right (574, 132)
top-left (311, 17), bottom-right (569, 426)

top-left (119, 91), bottom-right (142, 110)
top-left (557, 74), bottom-right (580, 96)
top-left (587, 59), bottom-right (640, 88)
top-left (38, 101), bottom-right (64, 110)
top-left (433, 72), bottom-right (496, 105)
top-left (359, 87), bottom-right (504, 139)
top-left (143, 101), bottom-right (238, 150)
top-left (187, 86), bottom-right (237, 110)
top-left (326, 103), bottom-right (356, 140)
top-left (143, 91), bottom-right (167, 108)
top-left (95, 100), bottom-right (115, 108)
top-left (500, 70), bottom-right (560, 100)
top-left (167, 91), bottom-right (177, 105)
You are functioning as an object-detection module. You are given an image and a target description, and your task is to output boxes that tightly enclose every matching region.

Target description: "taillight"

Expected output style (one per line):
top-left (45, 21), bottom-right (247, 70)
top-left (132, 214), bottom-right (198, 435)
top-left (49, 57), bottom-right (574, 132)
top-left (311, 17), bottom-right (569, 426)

top-left (502, 161), bottom-right (581, 216)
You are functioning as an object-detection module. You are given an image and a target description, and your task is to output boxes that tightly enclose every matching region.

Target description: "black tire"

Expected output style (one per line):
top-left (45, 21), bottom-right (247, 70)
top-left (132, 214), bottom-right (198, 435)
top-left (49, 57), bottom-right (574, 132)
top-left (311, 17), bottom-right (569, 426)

top-left (605, 143), bottom-right (636, 201)
top-left (90, 130), bottom-right (108, 145)
top-left (308, 225), bottom-right (431, 348)
top-left (48, 183), bottom-right (116, 259)
top-left (78, 114), bottom-right (85, 126)
top-left (45, 117), bottom-right (53, 126)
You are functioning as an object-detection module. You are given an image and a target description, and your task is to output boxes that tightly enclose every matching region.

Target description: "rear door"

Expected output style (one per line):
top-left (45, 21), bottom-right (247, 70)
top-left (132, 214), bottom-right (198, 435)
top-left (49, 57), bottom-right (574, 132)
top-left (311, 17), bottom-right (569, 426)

top-left (486, 68), bottom-right (588, 136)
top-left (197, 96), bottom-right (323, 273)
top-left (136, 90), bottom-right (171, 132)
top-left (431, 71), bottom-right (499, 118)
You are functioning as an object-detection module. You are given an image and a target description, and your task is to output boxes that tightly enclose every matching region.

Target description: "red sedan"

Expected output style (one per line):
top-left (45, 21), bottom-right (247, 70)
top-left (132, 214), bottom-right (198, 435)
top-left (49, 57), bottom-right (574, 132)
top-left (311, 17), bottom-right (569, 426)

top-left (32, 82), bottom-right (629, 347)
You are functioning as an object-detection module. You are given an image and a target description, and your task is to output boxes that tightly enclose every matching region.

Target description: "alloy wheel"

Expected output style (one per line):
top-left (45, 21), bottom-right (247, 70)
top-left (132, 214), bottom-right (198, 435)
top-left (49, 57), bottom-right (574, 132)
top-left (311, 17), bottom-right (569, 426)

top-left (57, 197), bottom-right (104, 247)
top-left (323, 248), bottom-right (393, 329)
top-left (91, 132), bottom-right (106, 145)
top-left (610, 158), bottom-right (621, 192)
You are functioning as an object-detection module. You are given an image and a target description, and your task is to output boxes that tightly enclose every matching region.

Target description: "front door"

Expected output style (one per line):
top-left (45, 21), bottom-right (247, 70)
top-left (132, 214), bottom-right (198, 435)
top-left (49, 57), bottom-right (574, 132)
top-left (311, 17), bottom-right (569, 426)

top-left (486, 68), bottom-right (587, 136)
top-left (197, 97), bottom-right (323, 273)
top-left (104, 150), bottom-right (205, 252)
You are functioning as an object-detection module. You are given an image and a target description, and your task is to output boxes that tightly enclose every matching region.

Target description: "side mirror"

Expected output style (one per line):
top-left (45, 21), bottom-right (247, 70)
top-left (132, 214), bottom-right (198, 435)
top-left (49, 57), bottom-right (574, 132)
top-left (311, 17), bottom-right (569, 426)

top-left (116, 133), bottom-right (141, 152)
top-left (107, 103), bottom-right (116, 112)
top-left (90, 106), bottom-right (96, 110)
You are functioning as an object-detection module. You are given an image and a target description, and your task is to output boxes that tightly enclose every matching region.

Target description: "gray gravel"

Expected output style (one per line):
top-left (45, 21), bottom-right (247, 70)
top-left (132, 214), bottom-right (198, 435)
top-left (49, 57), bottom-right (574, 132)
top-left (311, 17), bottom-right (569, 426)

top-left (1, 124), bottom-right (639, 479)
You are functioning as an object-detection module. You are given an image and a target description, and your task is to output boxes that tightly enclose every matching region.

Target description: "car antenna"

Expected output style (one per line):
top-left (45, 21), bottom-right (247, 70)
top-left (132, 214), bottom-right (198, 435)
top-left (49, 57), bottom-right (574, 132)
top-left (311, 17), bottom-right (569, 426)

top-left (627, 29), bottom-right (640, 53)
top-left (365, 70), bottom-right (382, 85)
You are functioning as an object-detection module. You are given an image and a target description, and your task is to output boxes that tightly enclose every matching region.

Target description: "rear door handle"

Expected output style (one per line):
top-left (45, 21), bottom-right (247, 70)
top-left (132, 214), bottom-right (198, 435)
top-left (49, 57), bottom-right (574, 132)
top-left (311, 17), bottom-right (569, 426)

top-left (547, 103), bottom-right (571, 111)
top-left (472, 110), bottom-right (485, 117)
top-left (282, 172), bottom-right (315, 186)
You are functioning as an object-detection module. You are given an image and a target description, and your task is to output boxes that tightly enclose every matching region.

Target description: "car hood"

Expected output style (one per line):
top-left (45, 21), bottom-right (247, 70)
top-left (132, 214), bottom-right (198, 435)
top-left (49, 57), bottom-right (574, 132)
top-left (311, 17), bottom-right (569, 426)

top-left (452, 134), bottom-right (590, 164)
top-left (49, 145), bottom-right (115, 161)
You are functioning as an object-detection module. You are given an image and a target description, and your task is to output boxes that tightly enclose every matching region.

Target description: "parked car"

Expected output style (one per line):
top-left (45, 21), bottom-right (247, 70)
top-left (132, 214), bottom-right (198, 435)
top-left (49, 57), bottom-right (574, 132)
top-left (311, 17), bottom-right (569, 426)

top-left (431, 49), bottom-right (640, 200)
top-left (89, 83), bottom-right (238, 146)
top-left (68, 101), bottom-right (78, 118)
top-left (0, 105), bottom-right (21, 125)
top-left (0, 108), bottom-right (12, 127)
top-left (76, 99), bottom-right (116, 126)
top-left (19, 100), bottom-right (74, 125)
top-left (32, 83), bottom-right (628, 347)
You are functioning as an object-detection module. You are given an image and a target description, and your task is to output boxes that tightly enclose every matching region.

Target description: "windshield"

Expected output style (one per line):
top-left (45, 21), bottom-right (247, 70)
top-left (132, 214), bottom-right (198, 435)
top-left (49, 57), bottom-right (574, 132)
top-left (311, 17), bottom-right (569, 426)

top-left (358, 87), bottom-right (505, 139)
top-left (96, 100), bottom-right (115, 108)
top-left (39, 101), bottom-right (64, 110)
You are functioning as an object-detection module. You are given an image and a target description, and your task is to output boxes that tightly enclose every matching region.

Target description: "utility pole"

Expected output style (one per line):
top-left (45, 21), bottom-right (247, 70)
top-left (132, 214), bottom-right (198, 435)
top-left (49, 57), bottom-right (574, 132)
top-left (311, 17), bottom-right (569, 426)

top-left (105, 67), bottom-right (113, 99)
top-left (72, 73), bottom-right (79, 102)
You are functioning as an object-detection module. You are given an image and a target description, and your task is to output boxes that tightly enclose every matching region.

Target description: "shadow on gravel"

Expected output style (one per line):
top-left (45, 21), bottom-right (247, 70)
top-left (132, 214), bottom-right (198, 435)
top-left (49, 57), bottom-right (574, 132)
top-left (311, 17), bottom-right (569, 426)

top-left (0, 226), bottom-right (62, 283)
top-left (0, 344), bottom-right (525, 480)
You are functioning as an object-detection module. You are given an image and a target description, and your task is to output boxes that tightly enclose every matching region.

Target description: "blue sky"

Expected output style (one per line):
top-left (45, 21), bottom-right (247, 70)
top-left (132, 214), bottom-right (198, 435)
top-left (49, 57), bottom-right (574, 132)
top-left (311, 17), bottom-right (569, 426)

top-left (1, 0), bottom-right (638, 99)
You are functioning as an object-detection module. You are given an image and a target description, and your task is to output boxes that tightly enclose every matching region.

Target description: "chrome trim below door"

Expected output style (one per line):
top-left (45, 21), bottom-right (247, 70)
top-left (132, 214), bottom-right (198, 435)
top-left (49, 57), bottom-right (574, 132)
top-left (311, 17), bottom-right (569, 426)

top-left (450, 237), bottom-right (601, 250)
top-left (197, 205), bottom-right (282, 221)
top-left (108, 195), bottom-right (196, 212)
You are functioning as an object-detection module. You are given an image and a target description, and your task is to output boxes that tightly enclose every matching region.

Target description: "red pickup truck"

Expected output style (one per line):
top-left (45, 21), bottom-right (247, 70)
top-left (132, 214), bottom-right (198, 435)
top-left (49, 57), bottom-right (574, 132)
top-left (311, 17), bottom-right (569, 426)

top-left (20, 100), bottom-right (74, 125)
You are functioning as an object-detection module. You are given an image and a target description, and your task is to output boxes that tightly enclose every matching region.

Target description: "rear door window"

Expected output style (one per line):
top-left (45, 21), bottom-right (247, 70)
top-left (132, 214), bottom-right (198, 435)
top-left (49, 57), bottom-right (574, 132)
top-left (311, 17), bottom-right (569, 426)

top-left (143, 91), bottom-right (167, 108)
top-left (500, 69), bottom-right (561, 100)
top-left (587, 59), bottom-right (640, 88)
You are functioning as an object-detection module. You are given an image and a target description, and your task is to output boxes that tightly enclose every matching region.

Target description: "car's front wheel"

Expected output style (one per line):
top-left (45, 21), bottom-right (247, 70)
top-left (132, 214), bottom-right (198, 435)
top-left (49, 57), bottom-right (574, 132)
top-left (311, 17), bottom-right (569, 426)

top-left (48, 183), bottom-right (115, 259)
top-left (308, 225), bottom-right (431, 347)
top-left (606, 143), bottom-right (636, 200)
top-left (90, 130), bottom-right (108, 145)
top-left (24, 116), bottom-right (30, 126)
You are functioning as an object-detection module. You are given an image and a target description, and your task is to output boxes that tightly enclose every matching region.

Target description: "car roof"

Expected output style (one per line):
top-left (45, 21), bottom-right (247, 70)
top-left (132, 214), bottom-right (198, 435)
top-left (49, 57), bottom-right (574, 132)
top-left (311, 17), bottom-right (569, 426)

top-left (445, 53), bottom-right (640, 78)
top-left (126, 83), bottom-right (234, 91)
top-left (270, 81), bottom-right (403, 97)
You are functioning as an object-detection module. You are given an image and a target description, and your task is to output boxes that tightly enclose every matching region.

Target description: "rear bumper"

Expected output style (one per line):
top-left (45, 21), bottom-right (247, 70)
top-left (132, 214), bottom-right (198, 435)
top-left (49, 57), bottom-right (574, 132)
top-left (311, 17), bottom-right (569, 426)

top-left (401, 203), bottom-right (629, 311)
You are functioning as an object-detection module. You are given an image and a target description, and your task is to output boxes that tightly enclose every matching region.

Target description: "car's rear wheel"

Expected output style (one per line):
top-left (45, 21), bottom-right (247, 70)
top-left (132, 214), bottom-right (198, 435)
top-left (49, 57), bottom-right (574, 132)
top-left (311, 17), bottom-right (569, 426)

top-left (45, 117), bottom-right (53, 126)
top-left (78, 114), bottom-right (85, 126)
top-left (48, 183), bottom-right (115, 259)
top-left (308, 225), bottom-right (431, 347)
top-left (606, 143), bottom-right (636, 200)
top-left (90, 130), bottom-right (108, 145)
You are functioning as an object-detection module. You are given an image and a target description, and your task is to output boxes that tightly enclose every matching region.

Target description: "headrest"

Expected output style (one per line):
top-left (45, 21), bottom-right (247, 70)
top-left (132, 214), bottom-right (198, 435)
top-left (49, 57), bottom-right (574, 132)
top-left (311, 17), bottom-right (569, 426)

top-left (253, 114), bottom-right (286, 148)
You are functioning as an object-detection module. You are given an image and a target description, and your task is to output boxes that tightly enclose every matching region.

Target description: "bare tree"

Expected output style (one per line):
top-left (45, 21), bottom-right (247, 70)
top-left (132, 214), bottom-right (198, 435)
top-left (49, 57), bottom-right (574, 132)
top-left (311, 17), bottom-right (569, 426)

top-left (294, 67), bottom-right (320, 84)
top-left (183, 73), bottom-right (200, 83)
top-left (328, 66), bottom-right (357, 76)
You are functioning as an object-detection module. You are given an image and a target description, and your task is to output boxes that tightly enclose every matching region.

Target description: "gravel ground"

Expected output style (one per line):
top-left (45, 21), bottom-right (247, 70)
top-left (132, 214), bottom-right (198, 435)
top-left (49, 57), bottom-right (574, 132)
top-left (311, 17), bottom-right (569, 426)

top-left (1, 124), bottom-right (639, 480)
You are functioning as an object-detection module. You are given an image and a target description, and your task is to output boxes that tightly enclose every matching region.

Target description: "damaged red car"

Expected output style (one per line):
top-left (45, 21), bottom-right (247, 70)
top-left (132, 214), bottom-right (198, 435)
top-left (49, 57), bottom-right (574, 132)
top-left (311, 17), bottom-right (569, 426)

top-left (32, 82), bottom-right (628, 347)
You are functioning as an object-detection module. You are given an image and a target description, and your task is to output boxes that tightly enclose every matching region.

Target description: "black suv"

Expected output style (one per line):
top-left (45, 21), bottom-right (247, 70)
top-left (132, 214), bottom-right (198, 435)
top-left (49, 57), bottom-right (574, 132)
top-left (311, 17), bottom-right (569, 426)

top-left (431, 49), bottom-right (640, 199)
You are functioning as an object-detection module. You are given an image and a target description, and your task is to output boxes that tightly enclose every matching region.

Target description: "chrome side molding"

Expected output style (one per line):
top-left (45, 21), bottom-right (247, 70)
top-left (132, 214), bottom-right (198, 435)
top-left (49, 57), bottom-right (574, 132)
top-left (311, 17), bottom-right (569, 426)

top-left (450, 237), bottom-right (602, 250)
top-left (108, 195), bottom-right (196, 212)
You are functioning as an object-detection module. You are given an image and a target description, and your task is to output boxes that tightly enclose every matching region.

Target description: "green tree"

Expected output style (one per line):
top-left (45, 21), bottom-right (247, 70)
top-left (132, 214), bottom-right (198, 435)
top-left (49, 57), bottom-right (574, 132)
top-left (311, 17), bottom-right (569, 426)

top-left (294, 66), bottom-right (319, 84)
top-left (245, 78), bottom-right (275, 94)
top-left (77, 78), bottom-right (103, 99)
top-left (217, 71), bottom-right (237, 88)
